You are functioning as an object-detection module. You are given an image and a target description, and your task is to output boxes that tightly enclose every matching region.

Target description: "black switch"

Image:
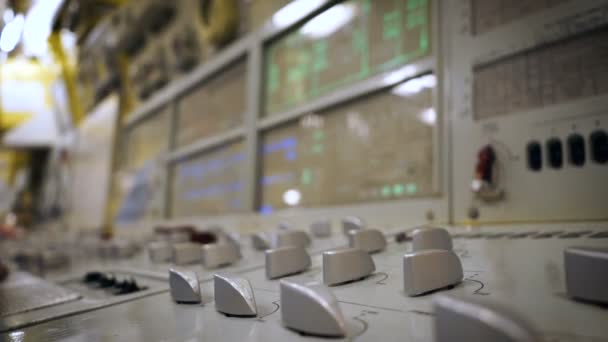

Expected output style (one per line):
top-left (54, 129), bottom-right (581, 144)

top-left (526, 141), bottom-right (542, 171)
top-left (567, 134), bottom-right (586, 167)
top-left (590, 130), bottom-right (608, 164)
top-left (546, 138), bottom-right (563, 169)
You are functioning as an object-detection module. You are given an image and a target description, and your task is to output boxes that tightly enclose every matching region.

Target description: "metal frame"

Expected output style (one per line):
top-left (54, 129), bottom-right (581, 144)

top-left (120, 0), bottom-right (447, 224)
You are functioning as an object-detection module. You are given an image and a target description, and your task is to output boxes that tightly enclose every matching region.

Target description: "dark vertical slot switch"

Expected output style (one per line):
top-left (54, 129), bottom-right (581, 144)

top-left (546, 138), bottom-right (563, 169)
top-left (590, 130), bottom-right (608, 164)
top-left (526, 141), bottom-right (542, 171)
top-left (567, 134), bottom-right (586, 167)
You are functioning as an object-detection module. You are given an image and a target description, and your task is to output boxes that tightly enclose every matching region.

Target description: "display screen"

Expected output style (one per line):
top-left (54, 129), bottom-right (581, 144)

top-left (259, 74), bottom-right (437, 213)
top-left (471, 0), bottom-right (568, 35)
top-left (176, 60), bottom-right (247, 148)
top-left (474, 28), bottom-right (608, 120)
top-left (112, 108), bottom-right (169, 223)
top-left (170, 142), bottom-right (245, 217)
top-left (264, 0), bottom-right (431, 115)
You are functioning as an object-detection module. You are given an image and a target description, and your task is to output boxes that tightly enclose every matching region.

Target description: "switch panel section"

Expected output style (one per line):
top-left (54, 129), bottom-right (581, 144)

top-left (450, 0), bottom-right (608, 222)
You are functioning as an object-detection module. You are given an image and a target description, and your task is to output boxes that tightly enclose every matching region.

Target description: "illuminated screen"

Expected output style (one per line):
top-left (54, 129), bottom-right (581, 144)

top-left (176, 60), bottom-right (246, 148)
top-left (112, 108), bottom-right (169, 223)
top-left (474, 28), bottom-right (608, 120)
top-left (259, 74), bottom-right (436, 213)
top-left (471, 0), bottom-right (568, 35)
top-left (264, 0), bottom-right (432, 115)
top-left (170, 142), bottom-right (245, 217)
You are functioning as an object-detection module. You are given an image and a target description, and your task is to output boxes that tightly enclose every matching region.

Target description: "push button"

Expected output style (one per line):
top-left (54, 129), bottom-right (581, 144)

top-left (567, 134), bottom-right (586, 167)
top-left (590, 130), bottom-right (608, 164)
top-left (546, 138), bottom-right (563, 169)
top-left (526, 141), bottom-right (542, 171)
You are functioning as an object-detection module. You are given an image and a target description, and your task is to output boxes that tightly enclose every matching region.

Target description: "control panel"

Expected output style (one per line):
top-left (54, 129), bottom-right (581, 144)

top-left (449, 0), bottom-right (608, 223)
top-left (1, 222), bottom-right (607, 341)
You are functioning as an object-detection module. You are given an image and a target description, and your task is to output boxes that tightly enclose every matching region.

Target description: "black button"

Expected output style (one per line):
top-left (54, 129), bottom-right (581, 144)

top-left (546, 138), bottom-right (563, 169)
top-left (567, 134), bottom-right (586, 167)
top-left (526, 141), bottom-right (542, 171)
top-left (590, 130), bottom-right (608, 164)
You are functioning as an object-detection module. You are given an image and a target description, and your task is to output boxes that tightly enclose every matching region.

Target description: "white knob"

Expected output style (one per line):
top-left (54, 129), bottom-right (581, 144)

top-left (348, 229), bottom-right (387, 253)
top-left (169, 268), bottom-right (201, 304)
top-left (280, 279), bottom-right (346, 337)
top-left (412, 227), bottom-right (452, 251)
top-left (214, 273), bottom-right (257, 317)
top-left (342, 216), bottom-right (364, 235)
top-left (403, 249), bottom-right (463, 296)
top-left (251, 232), bottom-right (272, 251)
top-left (310, 220), bottom-right (332, 238)
top-left (173, 242), bottom-right (202, 265)
top-left (323, 248), bottom-right (375, 286)
top-left (265, 246), bottom-right (311, 279)
top-left (148, 241), bottom-right (171, 263)
top-left (202, 243), bottom-right (241, 268)
top-left (276, 230), bottom-right (311, 249)
top-left (565, 246), bottom-right (608, 304)
top-left (434, 295), bottom-right (541, 342)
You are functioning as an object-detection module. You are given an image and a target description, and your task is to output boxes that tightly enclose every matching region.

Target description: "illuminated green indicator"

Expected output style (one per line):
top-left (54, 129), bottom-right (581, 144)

top-left (407, 9), bottom-right (426, 29)
top-left (407, 0), bottom-right (426, 10)
top-left (301, 168), bottom-right (313, 185)
top-left (382, 185), bottom-right (392, 197)
top-left (313, 130), bottom-right (325, 141)
top-left (268, 64), bottom-right (280, 94)
top-left (406, 183), bottom-right (418, 195)
top-left (313, 41), bottom-right (328, 72)
top-left (383, 11), bottom-right (401, 40)
top-left (393, 184), bottom-right (405, 196)
top-left (312, 144), bottom-right (324, 154)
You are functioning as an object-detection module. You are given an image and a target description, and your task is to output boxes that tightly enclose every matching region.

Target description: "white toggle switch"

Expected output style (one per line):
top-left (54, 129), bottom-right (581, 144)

top-left (342, 216), bottom-right (364, 236)
top-left (276, 230), bottom-right (311, 249)
top-left (202, 243), bottom-right (241, 268)
top-left (323, 248), bottom-right (375, 286)
top-left (310, 220), bottom-right (332, 238)
top-left (280, 279), bottom-right (347, 337)
top-left (412, 227), bottom-right (453, 251)
top-left (565, 247), bottom-right (608, 304)
top-left (169, 268), bottom-right (201, 304)
top-left (403, 249), bottom-right (463, 296)
top-left (265, 246), bottom-right (311, 279)
top-left (148, 241), bottom-right (172, 263)
top-left (252, 232), bottom-right (273, 251)
top-left (214, 273), bottom-right (257, 316)
top-left (173, 242), bottom-right (202, 265)
top-left (434, 295), bottom-right (541, 342)
top-left (348, 229), bottom-right (387, 253)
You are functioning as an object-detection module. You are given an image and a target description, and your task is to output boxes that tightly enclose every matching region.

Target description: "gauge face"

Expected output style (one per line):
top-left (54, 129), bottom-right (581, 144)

top-left (263, 0), bottom-right (432, 116)
top-left (259, 74), bottom-right (437, 213)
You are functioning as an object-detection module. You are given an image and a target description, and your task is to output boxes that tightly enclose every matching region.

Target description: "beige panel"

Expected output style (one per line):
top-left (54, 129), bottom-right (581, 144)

top-left (474, 29), bottom-right (608, 120)
top-left (264, 0), bottom-right (432, 115)
top-left (471, 0), bottom-right (569, 35)
top-left (176, 61), bottom-right (247, 148)
top-left (260, 74), bottom-right (436, 212)
top-left (123, 107), bottom-right (170, 170)
top-left (170, 142), bottom-right (245, 217)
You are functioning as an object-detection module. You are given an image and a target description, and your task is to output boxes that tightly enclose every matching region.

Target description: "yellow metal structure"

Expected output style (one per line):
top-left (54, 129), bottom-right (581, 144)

top-left (48, 32), bottom-right (84, 125)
